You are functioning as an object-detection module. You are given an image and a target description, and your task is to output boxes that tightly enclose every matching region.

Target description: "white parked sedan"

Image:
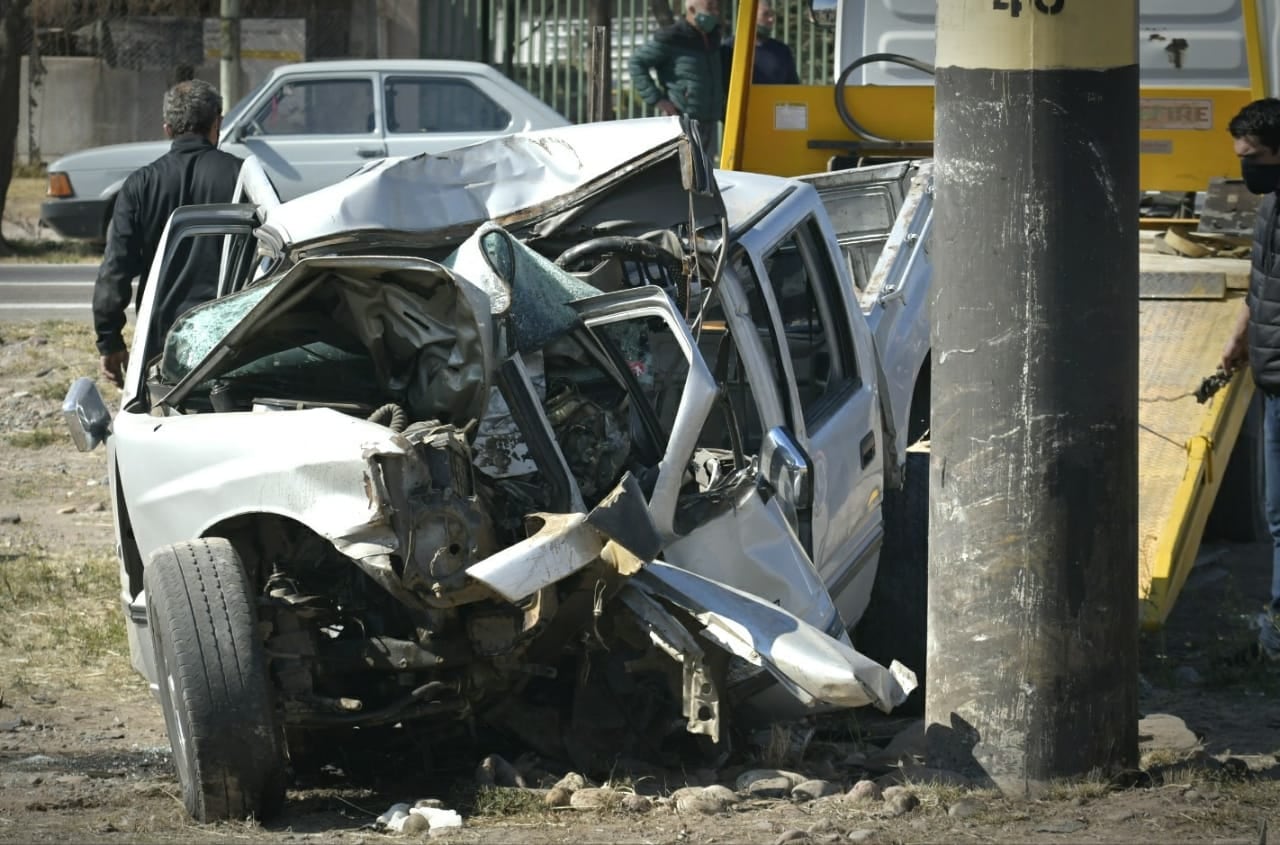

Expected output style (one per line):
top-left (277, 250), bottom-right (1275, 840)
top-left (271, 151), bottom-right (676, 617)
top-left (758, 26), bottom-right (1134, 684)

top-left (40, 59), bottom-right (568, 241)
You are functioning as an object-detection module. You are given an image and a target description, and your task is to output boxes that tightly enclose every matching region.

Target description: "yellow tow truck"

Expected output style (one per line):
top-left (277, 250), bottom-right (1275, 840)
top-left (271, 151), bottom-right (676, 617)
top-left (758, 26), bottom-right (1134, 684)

top-left (719, 0), bottom-right (1278, 629)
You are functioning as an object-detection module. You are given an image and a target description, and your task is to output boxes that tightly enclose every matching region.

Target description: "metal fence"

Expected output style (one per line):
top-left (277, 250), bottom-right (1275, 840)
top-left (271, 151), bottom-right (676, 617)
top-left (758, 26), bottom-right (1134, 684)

top-left (422, 0), bottom-right (837, 123)
top-left (14, 0), bottom-right (838, 162)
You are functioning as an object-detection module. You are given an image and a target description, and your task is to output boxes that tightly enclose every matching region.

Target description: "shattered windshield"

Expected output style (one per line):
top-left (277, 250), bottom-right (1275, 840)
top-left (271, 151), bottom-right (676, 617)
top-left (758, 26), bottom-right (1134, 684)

top-left (159, 280), bottom-right (278, 383)
top-left (453, 226), bottom-right (601, 353)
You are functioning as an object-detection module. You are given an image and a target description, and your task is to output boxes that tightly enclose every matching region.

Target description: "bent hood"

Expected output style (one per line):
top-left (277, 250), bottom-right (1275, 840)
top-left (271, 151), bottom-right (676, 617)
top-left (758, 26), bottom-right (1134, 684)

top-left (256, 116), bottom-right (724, 251)
top-left (158, 254), bottom-right (496, 424)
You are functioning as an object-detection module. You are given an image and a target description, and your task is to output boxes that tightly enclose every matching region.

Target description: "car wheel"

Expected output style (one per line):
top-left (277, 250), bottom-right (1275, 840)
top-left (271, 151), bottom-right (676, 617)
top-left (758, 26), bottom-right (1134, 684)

top-left (855, 449), bottom-right (928, 715)
top-left (145, 538), bottom-right (286, 822)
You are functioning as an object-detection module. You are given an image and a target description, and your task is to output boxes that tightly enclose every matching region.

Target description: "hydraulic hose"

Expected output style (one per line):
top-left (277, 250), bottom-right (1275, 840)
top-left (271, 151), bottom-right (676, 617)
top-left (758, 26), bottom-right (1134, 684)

top-left (834, 53), bottom-right (936, 145)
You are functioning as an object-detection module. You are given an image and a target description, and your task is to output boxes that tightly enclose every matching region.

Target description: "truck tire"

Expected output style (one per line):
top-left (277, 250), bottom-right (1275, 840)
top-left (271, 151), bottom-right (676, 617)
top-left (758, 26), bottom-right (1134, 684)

top-left (145, 538), bottom-right (286, 822)
top-left (855, 449), bottom-right (928, 714)
top-left (1204, 394), bottom-right (1268, 543)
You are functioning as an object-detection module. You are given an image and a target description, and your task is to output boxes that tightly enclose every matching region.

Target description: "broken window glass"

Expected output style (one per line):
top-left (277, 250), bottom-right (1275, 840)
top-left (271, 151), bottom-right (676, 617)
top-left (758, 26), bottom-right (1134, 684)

top-left (160, 278), bottom-right (278, 385)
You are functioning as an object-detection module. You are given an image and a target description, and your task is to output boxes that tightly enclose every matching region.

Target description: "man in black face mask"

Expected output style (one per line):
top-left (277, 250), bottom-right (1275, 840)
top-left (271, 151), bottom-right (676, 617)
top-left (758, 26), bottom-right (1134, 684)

top-left (1221, 97), bottom-right (1280, 659)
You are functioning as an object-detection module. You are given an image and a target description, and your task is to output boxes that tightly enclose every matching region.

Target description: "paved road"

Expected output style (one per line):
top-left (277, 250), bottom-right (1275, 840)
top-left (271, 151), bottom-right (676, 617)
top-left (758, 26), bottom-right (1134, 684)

top-left (0, 264), bottom-right (99, 322)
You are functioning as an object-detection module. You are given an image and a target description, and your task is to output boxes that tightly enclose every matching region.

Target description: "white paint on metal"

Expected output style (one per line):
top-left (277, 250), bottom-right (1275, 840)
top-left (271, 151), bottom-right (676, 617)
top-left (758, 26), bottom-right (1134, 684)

top-left (465, 512), bottom-right (603, 603)
top-left (838, 0), bottom-right (1253, 84)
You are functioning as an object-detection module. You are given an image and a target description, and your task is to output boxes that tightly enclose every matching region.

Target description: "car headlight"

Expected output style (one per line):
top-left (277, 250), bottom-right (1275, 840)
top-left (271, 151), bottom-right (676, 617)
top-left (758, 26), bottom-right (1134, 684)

top-left (47, 172), bottom-right (73, 198)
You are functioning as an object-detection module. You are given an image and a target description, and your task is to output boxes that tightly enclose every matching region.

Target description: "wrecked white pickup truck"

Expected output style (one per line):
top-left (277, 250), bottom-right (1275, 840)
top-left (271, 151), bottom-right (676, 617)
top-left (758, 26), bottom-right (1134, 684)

top-left (63, 117), bottom-right (933, 822)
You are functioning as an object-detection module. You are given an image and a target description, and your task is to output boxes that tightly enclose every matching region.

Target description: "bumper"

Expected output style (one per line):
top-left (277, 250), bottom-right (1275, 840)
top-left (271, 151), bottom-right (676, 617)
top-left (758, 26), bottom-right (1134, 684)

top-left (41, 198), bottom-right (110, 240)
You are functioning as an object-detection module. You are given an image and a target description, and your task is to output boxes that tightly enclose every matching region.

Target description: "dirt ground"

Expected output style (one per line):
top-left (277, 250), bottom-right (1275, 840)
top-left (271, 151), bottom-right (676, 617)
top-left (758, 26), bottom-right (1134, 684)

top-left (0, 319), bottom-right (1278, 844)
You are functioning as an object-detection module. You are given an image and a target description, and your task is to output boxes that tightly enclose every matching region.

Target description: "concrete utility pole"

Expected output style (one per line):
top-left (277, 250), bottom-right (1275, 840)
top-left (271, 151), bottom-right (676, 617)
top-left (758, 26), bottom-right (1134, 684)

top-left (219, 0), bottom-right (242, 110)
top-left (926, 0), bottom-right (1140, 795)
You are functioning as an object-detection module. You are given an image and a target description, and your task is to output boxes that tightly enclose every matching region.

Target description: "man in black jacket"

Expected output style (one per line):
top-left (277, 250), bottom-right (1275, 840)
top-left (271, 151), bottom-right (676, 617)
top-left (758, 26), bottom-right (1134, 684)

top-left (1221, 97), bottom-right (1280, 658)
top-left (628, 0), bottom-right (725, 160)
top-left (93, 79), bottom-right (242, 388)
top-left (721, 0), bottom-right (800, 86)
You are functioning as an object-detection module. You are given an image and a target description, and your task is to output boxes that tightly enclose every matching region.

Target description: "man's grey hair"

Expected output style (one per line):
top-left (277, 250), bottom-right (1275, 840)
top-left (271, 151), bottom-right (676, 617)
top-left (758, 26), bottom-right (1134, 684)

top-left (163, 79), bottom-right (223, 136)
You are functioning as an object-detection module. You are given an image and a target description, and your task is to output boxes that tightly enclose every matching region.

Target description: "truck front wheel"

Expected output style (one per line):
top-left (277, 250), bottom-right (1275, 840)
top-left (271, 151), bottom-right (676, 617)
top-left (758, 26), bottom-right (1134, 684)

top-left (145, 538), bottom-right (286, 822)
top-left (855, 449), bottom-right (928, 714)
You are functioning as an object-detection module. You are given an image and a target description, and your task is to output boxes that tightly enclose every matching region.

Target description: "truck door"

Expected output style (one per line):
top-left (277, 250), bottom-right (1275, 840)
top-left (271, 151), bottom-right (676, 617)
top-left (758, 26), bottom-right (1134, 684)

top-left (737, 208), bottom-right (886, 624)
top-left (800, 162), bottom-right (935, 466)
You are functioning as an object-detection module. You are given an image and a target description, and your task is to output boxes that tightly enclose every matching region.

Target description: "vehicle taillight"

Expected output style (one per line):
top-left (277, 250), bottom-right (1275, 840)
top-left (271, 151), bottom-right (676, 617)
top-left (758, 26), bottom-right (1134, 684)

top-left (47, 172), bottom-right (73, 198)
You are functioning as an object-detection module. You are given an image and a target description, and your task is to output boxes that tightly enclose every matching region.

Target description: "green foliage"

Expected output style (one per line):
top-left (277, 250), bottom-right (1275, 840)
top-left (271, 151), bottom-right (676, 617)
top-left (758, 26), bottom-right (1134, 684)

top-left (7, 428), bottom-right (64, 448)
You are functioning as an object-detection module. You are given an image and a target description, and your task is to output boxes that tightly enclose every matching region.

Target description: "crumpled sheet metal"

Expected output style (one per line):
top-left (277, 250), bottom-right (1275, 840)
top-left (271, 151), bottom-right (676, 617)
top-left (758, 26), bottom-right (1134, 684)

top-left (258, 118), bottom-right (691, 248)
top-left (465, 511), bottom-right (603, 603)
top-left (465, 473), bottom-right (660, 603)
top-left (617, 586), bottom-right (722, 741)
top-left (158, 256), bottom-right (494, 426)
top-left (634, 562), bottom-right (917, 714)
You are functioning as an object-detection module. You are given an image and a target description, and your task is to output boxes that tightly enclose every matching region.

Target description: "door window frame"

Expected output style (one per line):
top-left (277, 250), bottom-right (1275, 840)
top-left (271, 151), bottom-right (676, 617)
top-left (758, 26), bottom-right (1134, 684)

top-left (244, 75), bottom-right (379, 138)
top-left (750, 215), bottom-right (862, 432)
top-left (381, 74), bottom-right (514, 135)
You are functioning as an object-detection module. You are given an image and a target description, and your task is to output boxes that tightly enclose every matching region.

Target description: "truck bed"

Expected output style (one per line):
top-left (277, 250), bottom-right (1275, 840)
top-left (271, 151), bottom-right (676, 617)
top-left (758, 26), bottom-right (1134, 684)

top-left (1137, 235), bottom-right (1254, 629)
top-left (805, 161), bottom-right (1254, 631)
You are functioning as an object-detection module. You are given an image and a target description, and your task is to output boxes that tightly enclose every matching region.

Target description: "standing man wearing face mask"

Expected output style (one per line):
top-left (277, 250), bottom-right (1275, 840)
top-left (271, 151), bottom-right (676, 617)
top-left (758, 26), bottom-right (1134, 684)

top-left (1220, 97), bottom-right (1280, 659)
top-left (721, 0), bottom-right (800, 86)
top-left (628, 0), bottom-right (726, 161)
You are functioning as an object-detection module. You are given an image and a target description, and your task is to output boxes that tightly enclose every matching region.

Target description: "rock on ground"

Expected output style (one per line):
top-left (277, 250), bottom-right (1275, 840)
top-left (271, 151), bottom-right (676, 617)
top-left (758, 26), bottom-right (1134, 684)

top-left (846, 779), bottom-right (882, 803)
top-left (791, 779), bottom-right (840, 801)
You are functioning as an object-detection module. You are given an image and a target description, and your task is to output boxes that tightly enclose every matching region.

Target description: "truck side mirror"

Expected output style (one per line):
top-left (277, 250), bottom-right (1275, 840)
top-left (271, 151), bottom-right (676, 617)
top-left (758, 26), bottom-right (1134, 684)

top-left (760, 426), bottom-right (812, 531)
top-left (62, 377), bottom-right (112, 452)
top-left (807, 0), bottom-right (837, 29)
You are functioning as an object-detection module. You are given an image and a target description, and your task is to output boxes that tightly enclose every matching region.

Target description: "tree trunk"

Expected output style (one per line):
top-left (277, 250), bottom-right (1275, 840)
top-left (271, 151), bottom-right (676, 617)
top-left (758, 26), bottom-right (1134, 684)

top-left (0, 0), bottom-right (30, 254)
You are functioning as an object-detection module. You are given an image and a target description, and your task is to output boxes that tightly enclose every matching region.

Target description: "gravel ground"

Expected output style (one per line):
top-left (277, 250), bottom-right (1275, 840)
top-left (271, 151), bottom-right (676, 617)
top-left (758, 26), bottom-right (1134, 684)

top-left (0, 320), bottom-right (1277, 845)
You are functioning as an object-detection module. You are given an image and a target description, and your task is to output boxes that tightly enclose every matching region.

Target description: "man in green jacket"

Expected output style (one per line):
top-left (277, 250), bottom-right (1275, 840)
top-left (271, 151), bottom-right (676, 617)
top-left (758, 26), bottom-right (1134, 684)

top-left (628, 0), bottom-right (725, 161)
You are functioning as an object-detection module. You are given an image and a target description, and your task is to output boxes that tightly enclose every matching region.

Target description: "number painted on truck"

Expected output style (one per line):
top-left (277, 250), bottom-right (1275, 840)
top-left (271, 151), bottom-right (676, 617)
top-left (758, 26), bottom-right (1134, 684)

top-left (993, 0), bottom-right (1065, 17)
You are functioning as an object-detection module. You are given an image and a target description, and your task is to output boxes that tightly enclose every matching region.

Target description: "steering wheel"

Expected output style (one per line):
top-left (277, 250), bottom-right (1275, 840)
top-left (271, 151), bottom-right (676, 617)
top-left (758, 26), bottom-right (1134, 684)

top-left (555, 236), bottom-right (685, 278)
top-left (556, 236), bottom-right (690, 311)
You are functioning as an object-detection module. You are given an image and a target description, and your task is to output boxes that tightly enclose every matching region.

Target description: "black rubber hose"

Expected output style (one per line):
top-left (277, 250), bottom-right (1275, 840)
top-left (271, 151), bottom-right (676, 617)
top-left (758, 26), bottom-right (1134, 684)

top-left (834, 53), bottom-right (936, 145)
top-left (368, 402), bottom-right (408, 432)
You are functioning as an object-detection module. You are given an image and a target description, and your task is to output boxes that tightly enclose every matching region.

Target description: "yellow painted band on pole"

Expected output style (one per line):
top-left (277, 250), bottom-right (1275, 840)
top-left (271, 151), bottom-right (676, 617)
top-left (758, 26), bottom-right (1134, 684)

top-left (1243, 0), bottom-right (1267, 101)
top-left (720, 0), bottom-right (758, 172)
top-left (206, 49), bottom-right (303, 61)
top-left (937, 0), bottom-right (1136, 72)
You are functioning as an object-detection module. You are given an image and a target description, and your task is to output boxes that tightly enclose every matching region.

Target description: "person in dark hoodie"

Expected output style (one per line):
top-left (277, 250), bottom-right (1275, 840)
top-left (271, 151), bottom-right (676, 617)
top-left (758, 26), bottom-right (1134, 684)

top-left (92, 79), bottom-right (242, 388)
top-left (628, 0), bottom-right (725, 160)
top-left (721, 0), bottom-right (800, 86)
top-left (1220, 97), bottom-right (1280, 660)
